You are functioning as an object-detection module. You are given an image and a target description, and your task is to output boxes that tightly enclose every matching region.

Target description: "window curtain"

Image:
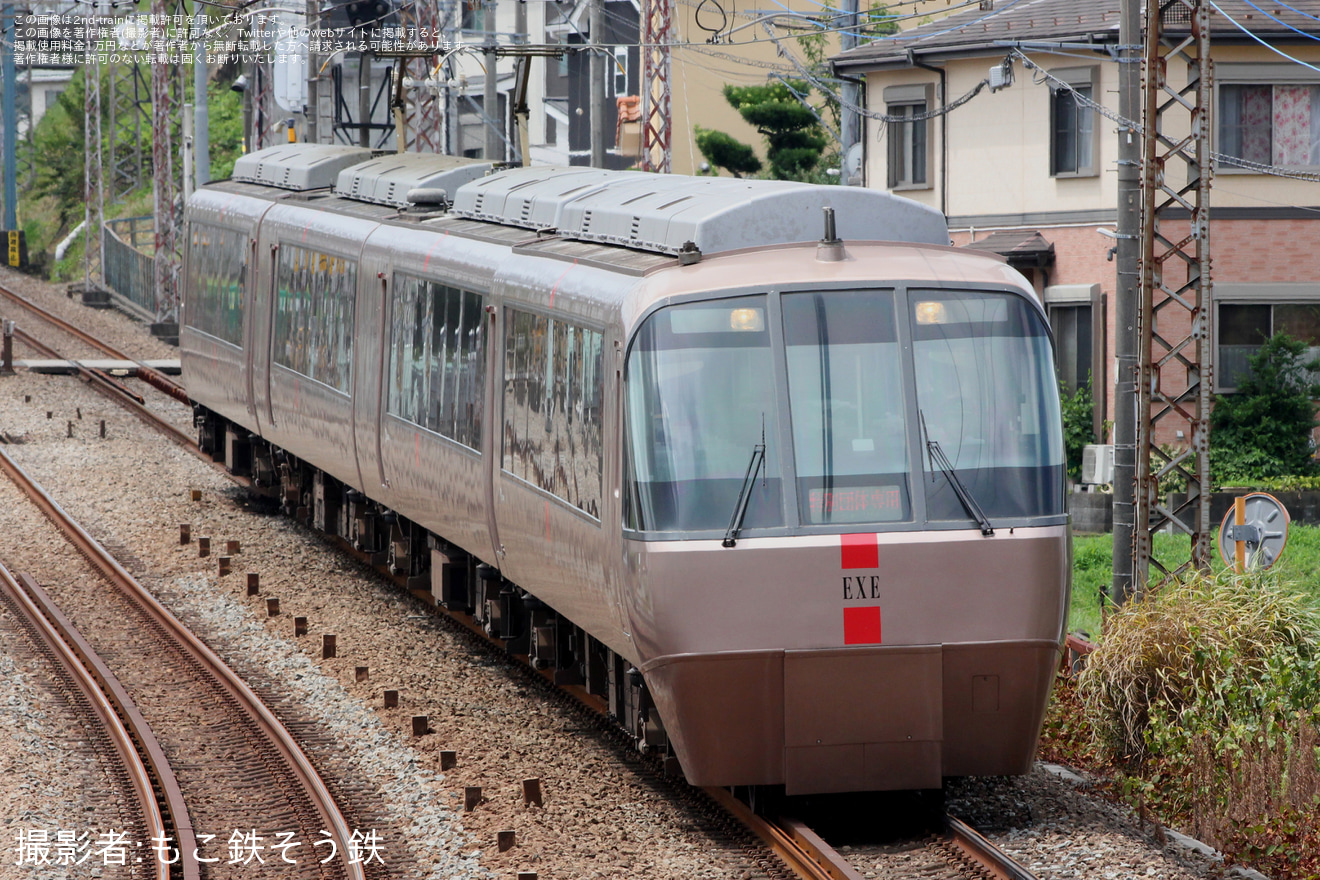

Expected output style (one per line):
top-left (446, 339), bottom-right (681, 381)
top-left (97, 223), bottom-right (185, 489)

top-left (1269, 85), bottom-right (1320, 166)
top-left (1240, 85), bottom-right (1272, 164)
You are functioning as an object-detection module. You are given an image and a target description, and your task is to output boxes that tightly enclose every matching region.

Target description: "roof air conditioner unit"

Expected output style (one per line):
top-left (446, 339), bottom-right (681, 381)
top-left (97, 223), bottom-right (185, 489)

top-left (1081, 444), bottom-right (1115, 486)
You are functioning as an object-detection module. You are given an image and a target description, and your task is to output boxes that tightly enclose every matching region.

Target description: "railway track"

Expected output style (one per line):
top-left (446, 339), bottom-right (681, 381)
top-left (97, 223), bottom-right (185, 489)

top-left (3, 279), bottom-right (1040, 880)
top-left (0, 282), bottom-right (251, 487)
top-left (0, 282), bottom-right (188, 402)
top-left (0, 443), bottom-right (367, 880)
top-left (0, 562), bottom-right (186, 880)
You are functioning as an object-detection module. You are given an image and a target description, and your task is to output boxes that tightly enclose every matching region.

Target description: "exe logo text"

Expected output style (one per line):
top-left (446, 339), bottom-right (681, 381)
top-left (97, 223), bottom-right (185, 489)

top-left (842, 575), bottom-right (883, 600)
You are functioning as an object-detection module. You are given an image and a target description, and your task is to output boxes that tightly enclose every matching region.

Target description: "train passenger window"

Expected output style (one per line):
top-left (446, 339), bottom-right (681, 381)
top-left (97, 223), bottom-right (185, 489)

top-left (386, 274), bottom-right (486, 451)
top-left (782, 291), bottom-right (911, 525)
top-left (503, 307), bottom-right (604, 517)
top-left (184, 222), bottom-right (247, 346)
top-left (623, 296), bottom-right (783, 533)
top-left (911, 291), bottom-right (1065, 521)
top-left (273, 243), bottom-right (357, 393)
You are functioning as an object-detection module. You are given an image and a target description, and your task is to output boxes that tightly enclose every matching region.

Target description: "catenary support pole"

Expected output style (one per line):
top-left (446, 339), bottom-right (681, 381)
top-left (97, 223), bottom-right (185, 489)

top-left (589, 0), bottom-right (605, 168)
top-left (194, 13), bottom-right (210, 186)
top-left (2, 2), bottom-right (17, 231)
top-left (1111, 0), bottom-right (1140, 608)
top-left (838, 0), bottom-right (859, 184)
top-left (484, 0), bottom-right (500, 160)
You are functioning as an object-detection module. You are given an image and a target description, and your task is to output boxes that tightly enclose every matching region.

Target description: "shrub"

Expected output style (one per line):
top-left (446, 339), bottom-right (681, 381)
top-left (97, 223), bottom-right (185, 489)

top-left (1077, 570), bottom-right (1320, 847)
top-left (1060, 378), bottom-right (1093, 482)
top-left (1212, 333), bottom-right (1320, 482)
top-left (1077, 569), bottom-right (1320, 764)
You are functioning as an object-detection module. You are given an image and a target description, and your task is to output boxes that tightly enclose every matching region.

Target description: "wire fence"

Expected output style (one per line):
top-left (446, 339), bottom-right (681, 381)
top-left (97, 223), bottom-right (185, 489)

top-left (101, 216), bottom-right (156, 316)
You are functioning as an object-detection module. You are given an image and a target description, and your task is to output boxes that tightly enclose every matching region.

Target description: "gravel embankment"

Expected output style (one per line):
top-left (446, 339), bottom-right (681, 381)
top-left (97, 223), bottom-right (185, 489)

top-left (0, 275), bottom-right (769, 879)
top-left (0, 267), bottom-right (1263, 880)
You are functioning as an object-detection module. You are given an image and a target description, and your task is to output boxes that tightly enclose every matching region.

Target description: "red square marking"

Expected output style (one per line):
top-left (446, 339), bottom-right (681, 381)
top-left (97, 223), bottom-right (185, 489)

top-left (841, 533), bottom-right (879, 569)
top-left (843, 606), bottom-right (883, 645)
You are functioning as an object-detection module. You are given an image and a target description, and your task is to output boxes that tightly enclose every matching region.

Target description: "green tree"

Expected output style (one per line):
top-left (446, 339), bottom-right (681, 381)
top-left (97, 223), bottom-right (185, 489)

top-left (694, 126), bottom-right (762, 177)
top-left (702, 80), bottom-right (823, 179)
top-left (28, 69), bottom-right (89, 233)
top-left (1211, 332), bottom-right (1320, 481)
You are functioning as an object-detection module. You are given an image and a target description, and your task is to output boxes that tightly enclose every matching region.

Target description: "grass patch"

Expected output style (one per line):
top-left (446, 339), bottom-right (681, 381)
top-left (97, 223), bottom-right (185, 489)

top-left (1069, 523), bottom-right (1320, 638)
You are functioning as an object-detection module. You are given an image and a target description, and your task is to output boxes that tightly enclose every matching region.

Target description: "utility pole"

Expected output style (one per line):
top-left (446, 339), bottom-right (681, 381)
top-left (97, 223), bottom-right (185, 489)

top-left (589, 0), bottom-right (605, 168)
top-left (2, 1), bottom-right (16, 232)
top-left (484, 0), bottom-right (500, 160)
top-left (306, 0), bottom-right (319, 144)
top-left (358, 52), bottom-right (373, 147)
top-left (194, 12), bottom-right (210, 185)
top-left (1111, 0), bottom-right (1140, 607)
top-left (838, 0), bottom-right (859, 184)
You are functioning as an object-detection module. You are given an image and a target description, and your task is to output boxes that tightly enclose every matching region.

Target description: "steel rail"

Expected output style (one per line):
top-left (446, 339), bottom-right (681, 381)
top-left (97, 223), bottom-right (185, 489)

top-left (8, 316), bottom-right (248, 486)
top-left (0, 446), bottom-right (364, 880)
top-left (0, 282), bottom-right (190, 402)
top-left (703, 787), bottom-right (863, 880)
top-left (0, 563), bottom-right (178, 880)
top-left (945, 814), bottom-right (1039, 880)
top-left (14, 325), bottom-right (146, 405)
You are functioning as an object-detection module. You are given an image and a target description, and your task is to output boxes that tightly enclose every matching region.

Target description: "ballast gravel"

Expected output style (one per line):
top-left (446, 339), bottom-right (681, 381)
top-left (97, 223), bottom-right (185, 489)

top-left (0, 268), bottom-right (1267, 880)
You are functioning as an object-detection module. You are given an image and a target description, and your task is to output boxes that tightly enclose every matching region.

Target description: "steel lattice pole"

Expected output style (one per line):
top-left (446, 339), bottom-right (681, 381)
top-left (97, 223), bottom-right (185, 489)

top-left (640, 0), bottom-right (672, 173)
top-left (1134, 0), bottom-right (1214, 592)
top-left (151, 9), bottom-right (179, 323)
top-left (84, 33), bottom-right (103, 289)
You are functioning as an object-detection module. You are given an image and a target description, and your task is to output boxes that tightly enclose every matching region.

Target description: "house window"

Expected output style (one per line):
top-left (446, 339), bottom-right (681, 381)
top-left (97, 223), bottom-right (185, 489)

top-left (1219, 302), bottom-right (1320, 390)
top-left (1044, 283), bottom-right (1104, 440)
top-left (1219, 84), bottom-right (1320, 168)
top-left (613, 46), bottom-right (629, 96)
top-left (884, 83), bottom-right (933, 190)
top-left (1049, 303), bottom-right (1092, 394)
top-left (1049, 67), bottom-right (1098, 177)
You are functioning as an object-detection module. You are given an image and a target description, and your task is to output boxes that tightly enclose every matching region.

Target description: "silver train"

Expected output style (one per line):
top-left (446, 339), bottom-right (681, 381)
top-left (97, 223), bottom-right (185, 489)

top-left (181, 143), bottom-right (1071, 796)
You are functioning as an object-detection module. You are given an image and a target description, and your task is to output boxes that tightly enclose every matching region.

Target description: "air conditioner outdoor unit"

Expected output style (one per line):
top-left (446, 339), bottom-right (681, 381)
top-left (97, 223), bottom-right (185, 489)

top-left (1081, 444), bottom-right (1115, 485)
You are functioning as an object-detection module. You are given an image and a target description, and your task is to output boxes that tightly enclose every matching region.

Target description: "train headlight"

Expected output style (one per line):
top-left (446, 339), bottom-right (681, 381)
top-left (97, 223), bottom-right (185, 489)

top-left (729, 308), bottom-right (764, 332)
top-left (915, 301), bottom-right (947, 325)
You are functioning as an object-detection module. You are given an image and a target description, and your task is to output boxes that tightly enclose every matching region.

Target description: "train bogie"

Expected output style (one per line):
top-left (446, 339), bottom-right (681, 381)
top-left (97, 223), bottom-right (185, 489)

top-left (181, 145), bottom-right (1070, 796)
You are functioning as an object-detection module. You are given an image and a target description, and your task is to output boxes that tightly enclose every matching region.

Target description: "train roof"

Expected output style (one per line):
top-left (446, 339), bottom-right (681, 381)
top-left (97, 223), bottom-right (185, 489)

top-left (218, 145), bottom-right (950, 262)
top-left (450, 166), bottom-right (949, 257)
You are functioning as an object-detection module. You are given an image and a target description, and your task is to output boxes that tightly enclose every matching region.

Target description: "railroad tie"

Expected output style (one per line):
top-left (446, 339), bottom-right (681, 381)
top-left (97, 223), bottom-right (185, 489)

top-left (522, 778), bottom-right (542, 807)
top-left (440, 750), bottom-right (456, 771)
top-left (463, 786), bottom-right (482, 812)
top-left (497, 831), bottom-right (516, 852)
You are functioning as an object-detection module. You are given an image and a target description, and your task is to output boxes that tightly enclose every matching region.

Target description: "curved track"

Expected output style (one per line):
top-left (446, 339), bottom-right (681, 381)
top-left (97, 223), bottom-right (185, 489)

top-left (0, 444), bottom-right (365, 880)
top-left (0, 562), bottom-right (185, 880)
top-left (4, 278), bottom-right (1041, 880)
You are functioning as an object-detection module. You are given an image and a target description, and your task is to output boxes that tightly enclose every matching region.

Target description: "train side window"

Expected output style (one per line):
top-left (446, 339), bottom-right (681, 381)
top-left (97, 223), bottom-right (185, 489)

top-left (184, 221), bottom-right (246, 347)
top-left (385, 273), bottom-right (485, 451)
top-left (273, 243), bottom-right (356, 393)
top-left (503, 306), bottom-right (603, 518)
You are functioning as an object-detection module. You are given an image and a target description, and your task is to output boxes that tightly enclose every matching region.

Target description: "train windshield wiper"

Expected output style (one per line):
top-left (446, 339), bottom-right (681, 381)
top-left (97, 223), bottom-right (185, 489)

top-left (921, 412), bottom-right (994, 537)
top-left (722, 439), bottom-right (766, 548)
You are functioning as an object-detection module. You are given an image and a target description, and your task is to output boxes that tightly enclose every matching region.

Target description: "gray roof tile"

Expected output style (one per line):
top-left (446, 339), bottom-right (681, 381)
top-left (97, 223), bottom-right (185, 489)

top-left (834, 0), bottom-right (1320, 69)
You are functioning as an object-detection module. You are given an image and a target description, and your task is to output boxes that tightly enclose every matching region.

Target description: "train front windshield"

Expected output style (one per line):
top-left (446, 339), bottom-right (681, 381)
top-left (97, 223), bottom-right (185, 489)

top-left (624, 289), bottom-right (1064, 534)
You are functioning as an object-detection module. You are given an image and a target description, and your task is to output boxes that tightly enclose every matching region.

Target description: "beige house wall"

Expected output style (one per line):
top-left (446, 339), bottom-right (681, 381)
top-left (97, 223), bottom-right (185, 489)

top-left (863, 54), bottom-right (1119, 222)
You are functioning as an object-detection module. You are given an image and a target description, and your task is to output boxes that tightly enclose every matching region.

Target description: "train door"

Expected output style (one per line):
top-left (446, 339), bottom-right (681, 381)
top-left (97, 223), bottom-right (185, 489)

top-left (243, 234), bottom-right (262, 433)
top-left (483, 300), bottom-right (505, 567)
